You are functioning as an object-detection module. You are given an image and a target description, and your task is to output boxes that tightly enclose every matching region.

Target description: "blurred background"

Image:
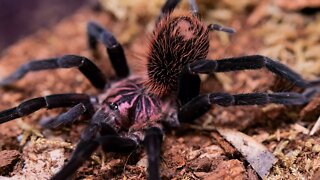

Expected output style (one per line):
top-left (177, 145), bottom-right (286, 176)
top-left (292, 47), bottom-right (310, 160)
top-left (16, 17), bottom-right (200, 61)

top-left (0, 0), bottom-right (92, 51)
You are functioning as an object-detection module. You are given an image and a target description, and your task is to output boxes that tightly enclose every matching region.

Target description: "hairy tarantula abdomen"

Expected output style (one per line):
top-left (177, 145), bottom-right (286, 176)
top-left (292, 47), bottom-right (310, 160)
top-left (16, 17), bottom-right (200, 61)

top-left (146, 11), bottom-right (209, 95)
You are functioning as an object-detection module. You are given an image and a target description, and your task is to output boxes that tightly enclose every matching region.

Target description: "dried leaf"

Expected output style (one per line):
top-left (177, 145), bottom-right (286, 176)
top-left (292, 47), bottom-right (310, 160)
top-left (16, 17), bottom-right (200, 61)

top-left (216, 128), bottom-right (277, 178)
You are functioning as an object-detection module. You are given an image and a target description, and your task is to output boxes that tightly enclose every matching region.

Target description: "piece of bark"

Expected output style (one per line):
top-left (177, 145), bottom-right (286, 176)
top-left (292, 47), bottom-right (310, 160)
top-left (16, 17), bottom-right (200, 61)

top-left (0, 150), bottom-right (20, 176)
top-left (203, 159), bottom-right (246, 180)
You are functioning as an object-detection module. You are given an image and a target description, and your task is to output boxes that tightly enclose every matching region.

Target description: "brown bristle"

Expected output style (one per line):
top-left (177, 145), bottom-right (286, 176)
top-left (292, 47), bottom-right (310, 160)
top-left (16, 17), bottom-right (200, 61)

top-left (145, 11), bottom-right (209, 96)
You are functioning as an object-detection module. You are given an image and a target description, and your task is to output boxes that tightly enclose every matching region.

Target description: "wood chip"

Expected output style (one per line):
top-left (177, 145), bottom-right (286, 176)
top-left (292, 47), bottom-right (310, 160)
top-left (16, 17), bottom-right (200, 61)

top-left (203, 159), bottom-right (246, 180)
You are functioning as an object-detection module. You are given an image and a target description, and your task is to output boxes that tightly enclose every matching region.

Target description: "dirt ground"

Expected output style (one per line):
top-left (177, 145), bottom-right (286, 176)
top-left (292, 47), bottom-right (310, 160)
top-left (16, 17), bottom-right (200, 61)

top-left (0, 0), bottom-right (320, 179)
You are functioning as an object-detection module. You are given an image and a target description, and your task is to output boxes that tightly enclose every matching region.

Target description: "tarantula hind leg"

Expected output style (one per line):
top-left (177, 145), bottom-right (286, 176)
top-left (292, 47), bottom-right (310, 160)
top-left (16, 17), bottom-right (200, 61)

top-left (0, 55), bottom-right (106, 89)
top-left (208, 24), bottom-right (236, 34)
top-left (159, 0), bottom-right (181, 16)
top-left (178, 92), bottom-right (309, 123)
top-left (188, 55), bottom-right (314, 88)
top-left (87, 21), bottom-right (129, 78)
top-left (0, 93), bottom-right (91, 124)
top-left (188, 0), bottom-right (199, 16)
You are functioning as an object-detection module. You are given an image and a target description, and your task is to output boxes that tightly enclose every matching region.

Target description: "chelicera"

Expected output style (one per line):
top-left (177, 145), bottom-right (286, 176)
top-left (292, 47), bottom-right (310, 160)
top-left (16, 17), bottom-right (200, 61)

top-left (0, 0), bottom-right (319, 179)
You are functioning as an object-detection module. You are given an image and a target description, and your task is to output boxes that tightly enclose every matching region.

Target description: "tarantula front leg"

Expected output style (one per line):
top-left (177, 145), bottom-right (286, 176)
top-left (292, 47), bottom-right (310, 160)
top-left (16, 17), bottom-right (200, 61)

top-left (52, 111), bottom-right (138, 180)
top-left (0, 55), bottom-right (106, 89)
top-left (42, 102), bottom-right (94, 129)
top-left (178, 92), bottom-right (309, 122)
top-left (87, 21), bottom-right (129, 78)
top-left (51, 137), bottom-right (99, 180)
top-left (0, 93), bottom-right (92, 124)
top-left (144, 127), bottom-right (163, 180)
top-left (303, 84), bottom-right (320, 99)
top-left (52, 135), bottom-right (138, 180)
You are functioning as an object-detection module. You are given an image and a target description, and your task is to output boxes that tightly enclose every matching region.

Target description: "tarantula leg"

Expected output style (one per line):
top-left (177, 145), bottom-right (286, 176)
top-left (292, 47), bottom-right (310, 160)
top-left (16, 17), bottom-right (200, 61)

top-left (188, 55), bottom-right (312, 88)
top-left (42, 102), bottom-right (94, 129)
top-left (144, 127), bottom-right (163, 180)
top-left (305, 79), bottom-right (320, 98)
top-left (178, 70), bottom-right (200, 105)
top-left (178, 92), bottom-right (309, 122)
top-left (98, 135), bottom-right (138, 153)
top-left (51, 136), bottom-right (137, 180)
top-left (52, 111), bottom-right (107, 180)
top-left (188, 0), bottom-right (199, 16)
top-left (0, 55), bottom-right (106, 89)
top-left (208, 24), bottom-right (236, 34)
top-left (310, 79), bottom-right (320, 86)
top-left (160, 0), bottom-right (181, 16)
top-left (51, 138), bottom-right (99, 180)
top-left (303, 85), bottom-right (320, 99)
top-left (0, 93), bottom-right (91, 124)
top-left (52, 122), bottom-right (137, 180)
top-left (87, 21), bottom-right (129, 78)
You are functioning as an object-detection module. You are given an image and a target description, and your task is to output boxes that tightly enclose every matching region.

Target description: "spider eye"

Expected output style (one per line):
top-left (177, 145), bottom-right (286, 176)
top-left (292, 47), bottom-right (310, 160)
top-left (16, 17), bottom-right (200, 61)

top-left (109, 103), bottom-right (118, 110)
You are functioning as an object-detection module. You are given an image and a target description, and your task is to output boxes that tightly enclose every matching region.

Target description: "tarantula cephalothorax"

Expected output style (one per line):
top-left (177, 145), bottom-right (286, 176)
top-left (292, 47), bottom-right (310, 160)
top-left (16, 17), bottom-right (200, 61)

top-left (0, 0), bottom-right (320, 179)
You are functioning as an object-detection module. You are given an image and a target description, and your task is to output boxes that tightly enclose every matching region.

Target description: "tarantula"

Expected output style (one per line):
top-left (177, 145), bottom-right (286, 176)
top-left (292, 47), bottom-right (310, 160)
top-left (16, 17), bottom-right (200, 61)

top-left (0, 0), bottom-right (319, 179)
